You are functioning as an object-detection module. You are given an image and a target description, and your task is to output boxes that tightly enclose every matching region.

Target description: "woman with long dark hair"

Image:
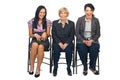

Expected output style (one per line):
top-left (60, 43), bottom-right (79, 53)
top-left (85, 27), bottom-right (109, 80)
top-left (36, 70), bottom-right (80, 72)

top-left (28, 5), bottom-right (51, 77)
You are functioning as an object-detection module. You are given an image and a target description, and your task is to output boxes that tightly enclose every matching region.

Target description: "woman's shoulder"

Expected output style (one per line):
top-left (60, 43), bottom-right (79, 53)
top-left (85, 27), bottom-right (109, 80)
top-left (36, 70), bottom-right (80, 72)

top-left (52, 19), bottom-right (59, 24)
top-left (46, 19), bottom-right (52, 23)
top-left (46, 19), bottom-right (52, 27)
top-left (28, 18), bottom-right (34, 24)
top-left (28, 18), bottom-right (34, 27)
top-left (67, 20), bottom-right (75, 25)
top-left (92, 16), bottom-right (99, 21)
top-left (78, 15), bottom-right (85, 20)
top-left (68, 19), bottom-right (74, 23)
top-left (46, 19), bottom-right (51, 22)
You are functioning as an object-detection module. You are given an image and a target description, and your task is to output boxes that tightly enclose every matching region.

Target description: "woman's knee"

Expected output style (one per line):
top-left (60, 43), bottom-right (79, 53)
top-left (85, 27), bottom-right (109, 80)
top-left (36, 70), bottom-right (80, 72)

top-left (89, 43), bottom-right (100, 53)
top-left (53, 44), bottom-right (61, 52)
top-left (64, 46), bottom-right (72, 53)
top-left (32, 42), bottom-right (38, 49)
top-left (38, 45), bottom-right (44, 51)
top-left (77, 43), bottom-right (88, 53)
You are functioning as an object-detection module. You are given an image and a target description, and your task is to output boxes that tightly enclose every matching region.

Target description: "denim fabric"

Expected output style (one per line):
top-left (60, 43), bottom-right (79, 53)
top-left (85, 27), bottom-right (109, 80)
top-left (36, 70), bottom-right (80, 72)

top-left (77, 43), bottom-right (100, 70)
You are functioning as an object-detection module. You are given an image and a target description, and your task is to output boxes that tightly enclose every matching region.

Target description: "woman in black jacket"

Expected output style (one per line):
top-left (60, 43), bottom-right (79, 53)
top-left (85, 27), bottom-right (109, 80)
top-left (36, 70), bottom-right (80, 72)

top-left (52, 7), bottom-right (75, 77)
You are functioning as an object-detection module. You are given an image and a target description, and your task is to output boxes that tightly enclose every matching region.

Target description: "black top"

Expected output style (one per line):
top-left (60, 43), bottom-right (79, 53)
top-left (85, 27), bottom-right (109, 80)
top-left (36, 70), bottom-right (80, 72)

top-left (52, 19), bottom-right (75, 46)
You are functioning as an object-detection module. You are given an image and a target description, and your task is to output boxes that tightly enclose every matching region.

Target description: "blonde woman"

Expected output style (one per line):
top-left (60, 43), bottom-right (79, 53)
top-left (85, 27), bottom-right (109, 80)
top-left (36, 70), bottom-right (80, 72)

top-left (52, 7), bottom-right (75, 76)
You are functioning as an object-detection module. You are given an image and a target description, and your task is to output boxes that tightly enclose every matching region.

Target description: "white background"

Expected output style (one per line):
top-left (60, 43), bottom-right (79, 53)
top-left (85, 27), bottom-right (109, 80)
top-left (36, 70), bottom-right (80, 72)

top-left (0, 0), bottom-right (120, 80)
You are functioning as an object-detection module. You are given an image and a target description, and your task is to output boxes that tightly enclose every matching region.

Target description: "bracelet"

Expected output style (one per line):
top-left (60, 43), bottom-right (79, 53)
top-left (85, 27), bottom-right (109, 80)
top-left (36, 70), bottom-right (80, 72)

top-left (34, 33), bottom-right (37, 37)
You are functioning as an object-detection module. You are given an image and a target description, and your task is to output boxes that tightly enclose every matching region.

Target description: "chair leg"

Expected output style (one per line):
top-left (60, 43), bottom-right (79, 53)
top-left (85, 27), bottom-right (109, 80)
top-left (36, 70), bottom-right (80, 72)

top-left (27, 38), bottom-right (31, 72)
top-left (76, 50), bottom-right (77, 74)
top-left (98, 53), bottom-right (100, 74)
top-left (50, 49), bottom-right (52, 73)
top-left (73, 48), bottom-right (76, 74)
top-left (49, 35), bottom-right (52, 73)
top-left (73, 53), bottom-right (75, 74)
top-left (27, 54), bottom-right (30, 72)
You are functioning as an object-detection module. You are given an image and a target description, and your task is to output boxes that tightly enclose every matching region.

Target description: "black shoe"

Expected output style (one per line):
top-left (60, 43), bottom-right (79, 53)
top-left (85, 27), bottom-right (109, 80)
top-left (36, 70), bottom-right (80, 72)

top-left (29, 71), bottom-right (34, 75)
top-left (53, 69), bottom-right (57, 77)
top-left (68, 72), bottom-right (72, 76)
top-left (67, 68), bottom-right (72, 76)
top-left (94, 71), bottom-right (99, 75)
top-left (34, 74), bottom-right (40, 78)
top-left (89, 67), bottom-right (99, 75)
top-left (83, 71), bottom-right (88, 76)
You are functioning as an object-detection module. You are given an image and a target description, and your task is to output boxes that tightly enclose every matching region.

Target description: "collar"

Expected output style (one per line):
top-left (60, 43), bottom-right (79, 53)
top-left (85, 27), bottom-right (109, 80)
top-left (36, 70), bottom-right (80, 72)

top-left (58, 19), bottom-right (69, 24)
top-left (85, 17), bottom-right (92, 22)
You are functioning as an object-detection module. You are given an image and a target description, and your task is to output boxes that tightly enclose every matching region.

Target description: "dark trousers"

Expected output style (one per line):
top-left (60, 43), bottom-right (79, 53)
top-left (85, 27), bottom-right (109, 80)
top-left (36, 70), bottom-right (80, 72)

top-left (77, 43), bottom-right (100, 71)
top-left (53, 44), bottom-right (72, 70)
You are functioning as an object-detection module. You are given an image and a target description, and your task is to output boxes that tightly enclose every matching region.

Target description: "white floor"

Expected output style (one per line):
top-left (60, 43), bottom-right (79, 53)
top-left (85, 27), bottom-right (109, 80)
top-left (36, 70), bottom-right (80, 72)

top-left (0, 0), bottom-right (120, 80)
top-left (21, 53), bottom-right (113, 80)
top-left (26, 60), bottom-right (101, 80)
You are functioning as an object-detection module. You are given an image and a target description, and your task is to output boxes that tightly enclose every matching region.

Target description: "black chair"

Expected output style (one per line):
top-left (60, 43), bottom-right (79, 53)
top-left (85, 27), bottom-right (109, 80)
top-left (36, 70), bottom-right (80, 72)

top-left (27, 36), bottom-right (53, 73)
top-left (74, 44), bottom-right (100, 74)
top-left (50, 37), bottom-right (76, 74)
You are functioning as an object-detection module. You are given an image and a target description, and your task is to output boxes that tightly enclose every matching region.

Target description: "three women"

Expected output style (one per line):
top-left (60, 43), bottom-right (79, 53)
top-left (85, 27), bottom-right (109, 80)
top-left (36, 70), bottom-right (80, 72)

top-left (28, 3), bottom-right (100, 77)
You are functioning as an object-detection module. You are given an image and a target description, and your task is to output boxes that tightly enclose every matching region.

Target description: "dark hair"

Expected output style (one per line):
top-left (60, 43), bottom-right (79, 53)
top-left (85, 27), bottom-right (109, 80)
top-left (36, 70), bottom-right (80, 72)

top-left (84, 3), bottom-right (95, 11)
top-left (32, 5), bottom-right (47, 30)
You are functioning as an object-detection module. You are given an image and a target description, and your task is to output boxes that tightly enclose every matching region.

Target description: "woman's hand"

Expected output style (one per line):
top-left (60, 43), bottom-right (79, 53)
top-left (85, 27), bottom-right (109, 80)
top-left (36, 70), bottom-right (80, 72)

top-left (63, 43), bottom-right (68, 50)
top-left (34, 34), bottom-right (41, 41)
top-left (59, 43), bottom-right (68, 50)
top-left (83, 40), bottom-right (93, 47)
top-left (59, 42), bottom-right (64, 50)
top-left (41, 32), bottom-right (47, 41)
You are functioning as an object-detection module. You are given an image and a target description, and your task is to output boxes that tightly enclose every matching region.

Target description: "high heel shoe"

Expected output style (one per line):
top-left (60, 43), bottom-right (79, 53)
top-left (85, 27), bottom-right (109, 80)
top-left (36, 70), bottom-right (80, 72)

top-left (53, 69), bottom-right (57, 77)
top-left (34, 73), bottom-right (40, 78)
top-left (83, 71), bottom-right (88, 76)
top-left (29, 67), bottom-right (34, 75)
top-left (67, 68), bottom-right (72, 76)
top-left (29, 71), bottom-right (34, 75)
top-left (34, 71), bottom-right (40, 78)
top-left (89, 67), bottom-right (99, 75)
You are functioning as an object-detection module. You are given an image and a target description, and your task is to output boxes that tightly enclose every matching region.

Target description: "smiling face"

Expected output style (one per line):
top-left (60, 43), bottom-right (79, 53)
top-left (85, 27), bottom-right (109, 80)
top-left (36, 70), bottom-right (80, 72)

top-left (59, 11), bottom-right (68, 21)
top-left (59, 7), bottom-right (69, 21)
top-left (84, 7), bottom-right (94, 19)
top-left (38, 8), bottom-right (46, 20)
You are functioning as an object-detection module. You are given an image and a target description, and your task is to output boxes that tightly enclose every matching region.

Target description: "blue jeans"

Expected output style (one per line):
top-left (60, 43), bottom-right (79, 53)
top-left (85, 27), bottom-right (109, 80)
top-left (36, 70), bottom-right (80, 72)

top-left (77, 43), bottom-right (100, 71)
top-left (53, 44), bottom-right (73, 70)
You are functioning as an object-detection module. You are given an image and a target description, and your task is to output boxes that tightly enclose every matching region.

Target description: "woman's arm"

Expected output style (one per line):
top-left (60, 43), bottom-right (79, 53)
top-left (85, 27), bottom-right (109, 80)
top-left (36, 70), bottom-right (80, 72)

top-left (92, 19), bottom-right (101, 42)
top-left (29, 27), bottom-right (34, 38)
top-left (75, 18), bottom-right (85, 42)
top-left (52, 21), bottom-right (61, 44)
top-left (41, 27), bottom-right (51, 40)
top-left (46, 27), bottom-right (51, 37)
top-left (66, 22), bottom-right (75, 45)
top-left (29, 27), bottom-right (41, 40)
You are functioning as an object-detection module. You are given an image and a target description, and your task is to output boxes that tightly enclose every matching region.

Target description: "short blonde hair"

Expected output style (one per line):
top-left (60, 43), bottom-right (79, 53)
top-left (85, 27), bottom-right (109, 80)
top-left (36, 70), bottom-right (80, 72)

top-left (58, 7), bottom-right (69, 17)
